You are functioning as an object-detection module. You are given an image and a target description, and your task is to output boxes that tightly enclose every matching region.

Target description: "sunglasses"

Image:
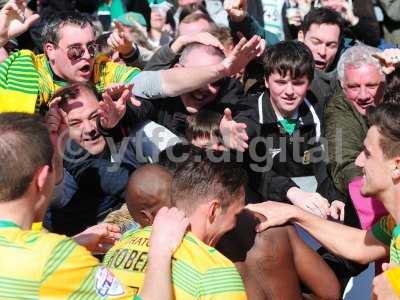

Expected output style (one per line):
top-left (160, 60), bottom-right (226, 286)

top-left (58, 42), bottom-right (98, 61)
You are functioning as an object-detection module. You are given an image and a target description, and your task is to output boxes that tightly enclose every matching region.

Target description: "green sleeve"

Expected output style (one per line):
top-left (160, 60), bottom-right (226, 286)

top-left (372, 216), bottom-right (393, 246)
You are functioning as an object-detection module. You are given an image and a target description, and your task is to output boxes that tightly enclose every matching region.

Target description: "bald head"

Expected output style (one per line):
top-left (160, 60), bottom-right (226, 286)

top-left (126, 164), bottom-right (172, 227)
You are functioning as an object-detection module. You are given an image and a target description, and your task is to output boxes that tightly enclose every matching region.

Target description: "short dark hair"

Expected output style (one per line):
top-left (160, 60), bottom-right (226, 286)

top-left (52, 82), bottom-right (101, 109)
top-left (302, 7), bottom-right (344, 38)
top-left (171, 154), bottom-right (247, 214)
top-left (0, 113), bottom-right (53, 202)
top-left (263, 40), bottom-right (315, 81)
top-left (186, 110), bottom-right (223, 142)
top-left (41, 11), bottom-right (94, 46)
top-left (367, 103), bottom-right (400, 158)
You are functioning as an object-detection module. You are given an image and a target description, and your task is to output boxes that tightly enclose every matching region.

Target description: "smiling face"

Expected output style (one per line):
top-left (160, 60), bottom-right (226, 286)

top-left (266, 72), bottom-right (310, 118)
top-left (45, 24), bottom-right (96, 83)
top-left (355, 126), bottom-right (394, 198)
top-left (342, 64), bottom-right (384, 116)
top-left (179, 47), bottom-right (224, 114)
top-left (300, 23), bottom-right (340, 71)
top-left (63, 87), bottom-right (106, 155)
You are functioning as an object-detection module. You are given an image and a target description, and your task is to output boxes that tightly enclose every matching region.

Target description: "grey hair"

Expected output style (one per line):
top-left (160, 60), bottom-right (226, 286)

top-left (337, 43), bottom-right (384, 83)
top-left (178, 42), bottom-right (225, 65)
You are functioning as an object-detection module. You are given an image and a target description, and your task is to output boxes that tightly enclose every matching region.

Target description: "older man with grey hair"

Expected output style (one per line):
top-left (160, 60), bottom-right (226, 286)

top-left (325, 44), bottom-right (386, 198)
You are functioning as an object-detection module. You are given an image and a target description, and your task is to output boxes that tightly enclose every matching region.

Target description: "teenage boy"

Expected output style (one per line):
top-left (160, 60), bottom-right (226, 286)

top-left (247, 102), bottom-right (400, 299)
top-left (237, 40), bottom-right (342, 217)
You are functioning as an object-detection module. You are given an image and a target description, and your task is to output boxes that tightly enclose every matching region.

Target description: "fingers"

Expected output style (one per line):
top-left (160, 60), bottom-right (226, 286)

top-left (256, 220), bottom-right (272, 232)
top-left (328, 200), bottom-right (345, 221)
top-left (224, 108), bottom-right (232, 120)
top-left (114, 21), bottom-right (125, 34)
top-left (130, 96), bottom-right (141, 107)
top-left (25, 13), bottom-right (39, 28)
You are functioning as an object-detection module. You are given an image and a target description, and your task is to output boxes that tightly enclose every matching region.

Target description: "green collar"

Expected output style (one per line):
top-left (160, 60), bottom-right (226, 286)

top-left (0, 220), bottom-right (20, 229)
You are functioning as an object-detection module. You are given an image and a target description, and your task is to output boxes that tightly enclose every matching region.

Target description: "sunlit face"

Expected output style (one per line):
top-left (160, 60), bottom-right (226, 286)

top-left (179, 48), bottom-right (224, 114)
top-left (300, 23), bottom-right (340, 71)
top-left (266, 72), bottom-right (310, 118)
top-left (45, 24), bottom-right (96, 82)
top-left (178, 18), bottom-right (212, 36)
top-left (355, 126), bottom-right (395, 198)
top-left (342, 64), bottom-right (384, 116)
top-left (63, 88), bottom-right (106, 155)
top-left (209, 188), bottom-right (245, 246)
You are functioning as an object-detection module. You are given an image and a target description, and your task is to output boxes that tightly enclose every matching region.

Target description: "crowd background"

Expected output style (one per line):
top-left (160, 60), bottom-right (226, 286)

top-left (1, 0), bottom-right (400, 299)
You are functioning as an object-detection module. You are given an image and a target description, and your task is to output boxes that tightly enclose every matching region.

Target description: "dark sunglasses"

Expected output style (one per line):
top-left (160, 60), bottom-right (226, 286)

top-left (58, 42), bottom-right (98, 61)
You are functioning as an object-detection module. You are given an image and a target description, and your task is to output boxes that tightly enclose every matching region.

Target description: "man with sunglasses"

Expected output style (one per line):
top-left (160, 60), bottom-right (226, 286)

top-left (0, 0), bottom-right (263, 116)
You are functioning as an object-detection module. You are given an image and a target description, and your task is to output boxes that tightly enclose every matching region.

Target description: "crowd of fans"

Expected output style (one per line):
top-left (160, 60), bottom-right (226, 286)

top-left (1, 0), bottom-right (400, 298)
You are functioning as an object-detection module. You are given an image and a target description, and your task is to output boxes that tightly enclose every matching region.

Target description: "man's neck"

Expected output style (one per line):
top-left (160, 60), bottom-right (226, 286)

top-left (0, 198), bottom-right (34, 230)
top-left (47, 59), bottom-right (67, 83)
top-left (379, 188), bottom-right (400, 224)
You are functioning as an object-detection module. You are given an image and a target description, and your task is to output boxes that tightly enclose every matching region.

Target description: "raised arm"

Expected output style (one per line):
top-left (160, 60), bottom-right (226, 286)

top-left (0, 0), bottom-right (39, 48)
top-left (159, 35), bottom-right (264, 97)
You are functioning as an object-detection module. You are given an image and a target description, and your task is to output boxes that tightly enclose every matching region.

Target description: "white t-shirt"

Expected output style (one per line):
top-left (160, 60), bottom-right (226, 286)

top-left (261, 0), bottom-right (285, 41)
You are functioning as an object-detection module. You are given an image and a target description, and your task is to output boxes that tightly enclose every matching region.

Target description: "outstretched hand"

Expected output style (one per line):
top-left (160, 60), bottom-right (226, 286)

top-left (224, 0), bottom-right (247, 22)
top-left (373, 49), bottom-right (400, 75)
top-left (219, 108), bottom-right (248, 152)
top-left (100, 83), bottom-right (140, 129)
top-left (220, 35), bottom-right (265, 77)
top-left (107, 21), bottom-right (136, 56)
top-left (0, 0), bottom-right (39, 47)
top-left (73, 223), bottom-right (122, 254)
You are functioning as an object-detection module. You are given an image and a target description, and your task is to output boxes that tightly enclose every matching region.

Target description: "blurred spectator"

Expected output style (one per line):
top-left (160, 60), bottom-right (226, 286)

top-left (148, 3), bottom-right (175, 47)
top-left (316, 0), bottom-right (381, 46)
top-left (178, 11), bottom-right (216, 35)
top-left (378, 0), bottom-right (400, 46)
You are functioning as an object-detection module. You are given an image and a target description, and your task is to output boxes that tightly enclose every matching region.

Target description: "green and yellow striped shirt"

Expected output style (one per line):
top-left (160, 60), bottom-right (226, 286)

top-left (103, 227), bottom-right (247, 300)
top-left (0, 50), bottom-right (140, 114)
top-left (0, 220), bottom-right (136, 299)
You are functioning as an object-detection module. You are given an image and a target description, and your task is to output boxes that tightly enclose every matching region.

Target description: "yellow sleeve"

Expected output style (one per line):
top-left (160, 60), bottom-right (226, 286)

top-left (385, 267), bottom-right (400, 296)
top-left (39, 238), bottom-right (134, 299)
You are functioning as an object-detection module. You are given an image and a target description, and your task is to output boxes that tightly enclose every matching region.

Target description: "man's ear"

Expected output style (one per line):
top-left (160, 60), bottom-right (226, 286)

top-left (264, 77), bottom-right (269, 89)
top-left (44, 43), bottom-right (56, 61)
top-left (36, 165), bottom-right (51, 192)
top-left (393, 158), bottom-right (400, 180)
top-left (207, 200), bottom-right (221, 224)
top-left (298, 30), bottom-right (305, 42)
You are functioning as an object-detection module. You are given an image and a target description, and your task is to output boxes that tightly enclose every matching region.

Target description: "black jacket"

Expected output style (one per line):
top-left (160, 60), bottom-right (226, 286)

top-left (237, 91), bottom-right (337, 203)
